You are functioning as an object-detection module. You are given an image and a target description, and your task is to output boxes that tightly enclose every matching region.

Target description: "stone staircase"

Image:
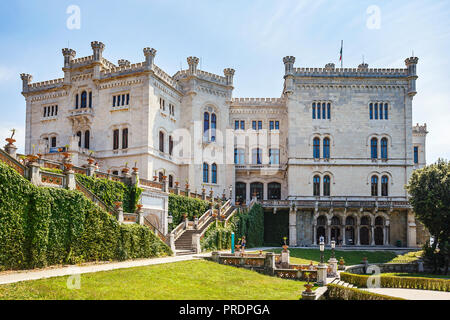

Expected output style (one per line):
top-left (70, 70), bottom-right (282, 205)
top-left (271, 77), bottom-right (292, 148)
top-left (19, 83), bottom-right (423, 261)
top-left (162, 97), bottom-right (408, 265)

top-left (171, 199), bottom-right (236, 256)
top-left (329, 278), bottom-right (357, 288)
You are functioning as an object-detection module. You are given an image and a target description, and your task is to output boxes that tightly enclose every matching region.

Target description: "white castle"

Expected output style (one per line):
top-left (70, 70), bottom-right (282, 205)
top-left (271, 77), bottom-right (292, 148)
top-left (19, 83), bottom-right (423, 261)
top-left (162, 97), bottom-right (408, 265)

top-left (20, 41), bottom-right (428, 248)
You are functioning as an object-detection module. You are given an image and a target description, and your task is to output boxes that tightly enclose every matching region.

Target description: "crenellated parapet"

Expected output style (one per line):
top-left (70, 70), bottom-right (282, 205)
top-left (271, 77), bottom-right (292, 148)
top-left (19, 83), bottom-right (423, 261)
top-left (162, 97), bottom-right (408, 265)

top-left (223, 68), bottom-right (235, 86)
top-left (143, 47), bottom-right (157, 68)
top-left (283, 56), bottom-right (296, 76)
top-left (231, 97), bottom-right (285, 107)
top-left (62, 48), bottom-right (76, 68)
top-left (20, 73), bottom-right (32, 92)
top-left (91, 41), bottom-right (105, 61)
top-left (118, 59), bottom-right (131, 67)
top-left (173, 68), bottom-right (227, 86)
top-left (412, 123), bottom-right (428, 136)
top-left (292, 66), bottom-right (408, 77)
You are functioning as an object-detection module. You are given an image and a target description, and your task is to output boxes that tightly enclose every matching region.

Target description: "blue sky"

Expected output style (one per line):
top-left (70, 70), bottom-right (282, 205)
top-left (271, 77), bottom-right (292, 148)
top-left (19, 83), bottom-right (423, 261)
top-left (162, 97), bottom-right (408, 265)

top-left (0, 0), bottom-right (449, 163)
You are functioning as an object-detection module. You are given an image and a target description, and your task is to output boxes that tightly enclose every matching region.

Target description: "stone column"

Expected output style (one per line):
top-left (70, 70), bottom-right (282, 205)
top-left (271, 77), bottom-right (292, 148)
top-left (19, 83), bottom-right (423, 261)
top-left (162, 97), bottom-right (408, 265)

top-left (289, 207), bottom-right (297, 247)
top-left (356, 225), bottom-right (361, 245)
top-left (371, 225), bottom-right (375, 246)
top-left (264, 252), bottom-right (276, 275)
top-left (87, 163), bottom-right (96, 177)
top-left (327, 225), bottom-right (331, 245)
top-left (211, 252), bottom-right (220, 263)
top-left (117, 205), bottom-right (124, 223)
top-left (406, 209), bottom-right (417, 248)
top-left (341, 226), bottom-right (346, 246)
top-left (246, 183), bottom-right (251, 205)
top-left (192, 234), bottom-right (201, 254)
top-left (313, 223), bottom-right (317, 245)
top-left (316, 264), bottom-right (328, 286)
top-left (131, 168), bottom-right (139, 186)
top-left (169, 233), bottom-right (176, 254)
top-left (137, 206), bottom-right (144, 225)
top-left (65, 170), bottom-right (76, 190)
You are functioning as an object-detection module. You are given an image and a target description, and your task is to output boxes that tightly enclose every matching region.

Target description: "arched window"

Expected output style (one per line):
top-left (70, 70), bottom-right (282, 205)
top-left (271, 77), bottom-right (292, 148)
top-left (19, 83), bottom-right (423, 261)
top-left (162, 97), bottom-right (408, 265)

top-left (371, 138), bottom-right (378, 159)
top-left (369, 103), bottom-right (373, 119)
top-left (313, 175), bottom-right (320, 196)
top-left (331, 216), bottom-right (340, 226)
top-left (323, 175), bottom-right (330, 196)
top-left (81, 91), bottom-right (87, 108)
top-left (169, 175), bottom-right (174, 188)
top-left (76, 131), bottom-right (82, 147)
top-left (169, 136), bottom-right (173, 156)
top-left (203, 112), bottom-right (209, 141)
top-left (113, 129), bottom-right (119, 150)
top-left (317, 103), bottom-right (321, 119)
top-left (374, 102), bottom-right (378, 119)
top-left (268, 182), bottom-right (281, 200)
top-left (158, 172), bottom-right (164, 182)
top-left (317, 216), bottom-right (326, 225)
top-left (250, 182), bottom-right (263, 200)
top-left (75, 94), bottom-right (79, 109)
top-left (381, 138), bottom-right (388, 160)
top-left (379, 103), bottom-right (383, 120)
top-left (345, 216), bottom-right (355, 225)
top-left (384, 103), bottom-right (388, 119)
top-left (313, 138), bottom-right (320, 159)
top-left (375, 216), bottom-right (384, 226)
top-left (211, 163), bottom-right (217, 184)
top-left (203, 163), bottom-right (209, 183)
top-left (235, 182), bottom-right (246, 203)
top-left (89, 92), bottom-right (92, 108)
top-left (84, 130), bottom-right (90, 149)
top-left (381, 175), bottom-right (389, 196)
top-left (211, 113), bottom-right (216, 142)
top-left (322, 102), bottom-right (326, 119)
top-left (361, 216), bottom-right (370, 225)
top-left (371, 175), bottom-right (378, 196)
top-left (323, 138), bottom-right (330, 159)
top-left (122, 128), bottom-right (128, 149)
top-left (312, 102), bottom-right (316, 119)
top-left (159, 131), bottom-right (165, 153)
top-left (327, 103), bottom-right (331, 119)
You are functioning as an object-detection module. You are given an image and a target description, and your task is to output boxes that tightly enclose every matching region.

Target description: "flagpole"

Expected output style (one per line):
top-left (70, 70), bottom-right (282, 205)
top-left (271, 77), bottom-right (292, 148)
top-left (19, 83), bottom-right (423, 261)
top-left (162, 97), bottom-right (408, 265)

top-left (341, 40), bottom-right (343, 68)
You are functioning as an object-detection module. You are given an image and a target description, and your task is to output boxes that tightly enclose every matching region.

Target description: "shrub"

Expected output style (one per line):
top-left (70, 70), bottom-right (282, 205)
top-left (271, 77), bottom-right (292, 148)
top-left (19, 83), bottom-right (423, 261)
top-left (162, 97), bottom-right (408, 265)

top-left (326, 284), bottom-right (404, 300)
top-left (201, 221), bottom-right (235, 251)
top-left (75, 174), bottom-right (142, 213)
top-left (168, 194), bottom-right (210, 231)
top-left (234, 204), bottom-right (264, 248)
top-left (340, 272), bottom-right (450, 292)
top-left (0, 162), bottom-right (171, 271)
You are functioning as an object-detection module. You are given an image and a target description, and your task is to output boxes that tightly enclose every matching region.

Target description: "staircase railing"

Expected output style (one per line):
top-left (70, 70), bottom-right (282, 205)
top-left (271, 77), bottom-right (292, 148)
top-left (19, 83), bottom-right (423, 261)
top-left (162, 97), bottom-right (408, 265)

top-left (197, 209), bottom-right (212, 231)
top-left (143, 215), bottom-right (167, 243)
top-left (171, 218), bottom-right (186, 242)
top-left (75, 180), bottom-right (119, 216)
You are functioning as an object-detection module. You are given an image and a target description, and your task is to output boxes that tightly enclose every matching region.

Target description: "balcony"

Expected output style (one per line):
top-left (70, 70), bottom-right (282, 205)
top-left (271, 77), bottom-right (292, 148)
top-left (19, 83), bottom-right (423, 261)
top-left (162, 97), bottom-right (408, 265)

top-left (68, 108), bottom-right (94, 125)
top-left (235, 163), bottom-right (286, 175)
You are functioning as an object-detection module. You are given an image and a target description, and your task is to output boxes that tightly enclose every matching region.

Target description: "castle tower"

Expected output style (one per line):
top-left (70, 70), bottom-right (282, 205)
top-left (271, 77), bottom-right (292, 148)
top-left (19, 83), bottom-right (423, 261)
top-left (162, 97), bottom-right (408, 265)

top-left (118, 59), bottom-right (131, 67)
top-left (223, 68), bottom-right (235, 86)
top-left (91, 41), bottom-right (105, 79)
top-left (187, 56), bottom-right (199, 75)
top-left (405, 56), bottom-right (419, 97)
top-left (143, 47), bottom-right (157, 69)
top-left (62, 48), bottom-right (76, 84)
top-left (20, 73), bottom-right (32, 93)
top-left (283, 56), bottom-right (295, 95)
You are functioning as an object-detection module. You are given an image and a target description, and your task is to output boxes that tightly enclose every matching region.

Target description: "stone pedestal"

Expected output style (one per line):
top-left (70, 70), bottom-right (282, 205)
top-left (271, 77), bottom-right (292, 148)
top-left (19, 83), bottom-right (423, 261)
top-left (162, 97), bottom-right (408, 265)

top-left (29, 162), bottom-right (41, 186)
top-left (264, 252), bottom-right (276, 275)
top-left (316, 264), bottom-right (327, 286)
top-left (281, 250), bottom-right (290, 268)
top-left (117, 206), bottom-right (124, 223)
top-left (192, 233), bottom-right (201, 254)
top-left (87, 163), bottom-right (96, 177)
top-left (66, 170), bottom-right (76, 190)
top-left (169, 233), bottom-right (176, 254)
top-left (417, 259), bottom-right (424, 273)
top-left (328, 258), bottom-right (338, 277)
top-left (289, 208), bottom-right (297, 247)
top-left (407, 210), bottom-right (417, 248)
top-left (301, 290), bottom-right (316, 300)
top-left (137, 209), bottom-right (144, 225)
top-left (211, 252), bottom-right (220, 263)
top-left (131, 169), bottom-right (139, 185)
top-left (4, 142), bottom-right (17, 159)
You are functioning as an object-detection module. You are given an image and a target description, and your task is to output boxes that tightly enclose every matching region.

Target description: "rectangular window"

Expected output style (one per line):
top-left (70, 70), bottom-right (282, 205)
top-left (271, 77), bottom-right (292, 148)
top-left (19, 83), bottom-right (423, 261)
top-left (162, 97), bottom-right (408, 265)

top-left (240, 121), bottom-right (245, 130)
top-left (414, 146), bottom-right (419, 164)
top-left (327, 103), bottom-right (330, 119)
top-left (55, 105), bottom-right (58, 116)
top-left (252, 149), bottom-right (262, 164)
top-left (269, 121), bottom-right (274, 130)
top-left (89, 92), bottom-right (92, 108)
top-left (252, 121), bottom-right (257, 130)
top-left (113, 129), bottom-right (119, 150)
top-left (122, 128), bottom-right (128, 149)
top-left (258, 121), bottom-right (262, 130)
top-left (317, 104), bottom-right (321, 119)
top-left (322, 103), bottom-right (326, 119)
top-left (113, 96), bottom-right (116, 107)
top-left (275, 121), bottom-right (279, 130)
top-left (51, 137), bottom-right (56, 148)
top-left (126, 94), bottom-right (130, 105)
top-left (235, 120), bottom-right (239, 130)
top-left (374, 103), bottom-right (378, 119)
top-left (369, 103), bottom-right (373, 119)
top-left (312, 103), bottom-right (316, 119)
top-left (269, 149), bottom-right (280, 164)
top-left (379, 104), bottom-right (383, 120)
top-left (384, 103), bottom-right (388, 119)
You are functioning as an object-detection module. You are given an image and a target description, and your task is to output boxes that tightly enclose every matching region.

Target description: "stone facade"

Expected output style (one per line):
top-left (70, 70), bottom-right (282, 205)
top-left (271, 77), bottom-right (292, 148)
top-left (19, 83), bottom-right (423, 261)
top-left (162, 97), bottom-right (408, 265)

top-left (21, 41), bottom-right (428, 247)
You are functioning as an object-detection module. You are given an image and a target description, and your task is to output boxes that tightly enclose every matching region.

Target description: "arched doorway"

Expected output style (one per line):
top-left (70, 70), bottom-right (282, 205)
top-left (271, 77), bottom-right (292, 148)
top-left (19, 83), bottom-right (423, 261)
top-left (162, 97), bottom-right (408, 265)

top-left (360, 216), bottom-right (370, 245)
top-left (375, 216), bottom-right (384, 245)
top-left (316, 215), bottom-right (327, 244)
top-left (330, 216), bottom-right (341, 243)
top-left (345, 216), bottom-right (355, 245)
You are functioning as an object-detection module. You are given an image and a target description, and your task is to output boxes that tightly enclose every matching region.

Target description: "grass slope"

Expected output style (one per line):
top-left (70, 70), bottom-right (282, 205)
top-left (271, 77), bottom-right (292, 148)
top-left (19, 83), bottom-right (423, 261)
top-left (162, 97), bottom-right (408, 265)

top-left (0, 260), bottom-right (307, 300)
top-left (263, 248), bottom-right (400, 265)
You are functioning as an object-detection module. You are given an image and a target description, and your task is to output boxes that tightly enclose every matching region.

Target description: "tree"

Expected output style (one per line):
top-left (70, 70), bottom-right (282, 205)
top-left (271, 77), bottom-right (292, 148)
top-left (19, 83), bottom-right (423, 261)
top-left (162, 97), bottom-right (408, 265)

top-left (406, 159), bottom-right (450, 274)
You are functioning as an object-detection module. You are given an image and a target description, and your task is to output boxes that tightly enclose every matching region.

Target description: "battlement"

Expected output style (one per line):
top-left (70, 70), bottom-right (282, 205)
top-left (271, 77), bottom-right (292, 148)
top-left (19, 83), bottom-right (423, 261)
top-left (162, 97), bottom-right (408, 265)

top-left (100, 62), bottom-right (146, 77)
top-left (231, 97), bottom-right (284, 106)
top-left (152, 65), bottom-right (180, 90)
top-left (173, 69), bottom-right (227, 85)
top-left (292, 67), bottom-right (408, 77)
top-left (413, 123), bottom-right (428, 134)
top-left (71, 55), bottom-right (94, 66)
top-left (27, 78), bottom-right (65, 91)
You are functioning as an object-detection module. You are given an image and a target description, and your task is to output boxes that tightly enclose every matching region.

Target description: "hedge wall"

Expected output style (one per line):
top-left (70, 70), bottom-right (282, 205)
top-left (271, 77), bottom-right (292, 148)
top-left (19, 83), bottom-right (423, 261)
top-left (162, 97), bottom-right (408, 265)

top-left (234, 204), bottom-right (264, 248)
top-left (168, 194), bottom-right (210, 231)
top-left (201, 221), bottom-right (235, 251)
top-left (325, 284), bottom-right (405, 300)
top-left (340, 272), bottom-right (450, 292)
top-left (0, 162), bottom-right (171, 271)
top-left (75, 174), bottom-right (142, 213)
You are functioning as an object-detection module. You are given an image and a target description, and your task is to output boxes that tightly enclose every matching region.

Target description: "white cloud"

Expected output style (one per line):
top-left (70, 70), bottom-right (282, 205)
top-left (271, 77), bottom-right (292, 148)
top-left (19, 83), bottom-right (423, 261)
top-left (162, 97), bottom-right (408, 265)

top-left (0, 66), bottom-right (16, 82)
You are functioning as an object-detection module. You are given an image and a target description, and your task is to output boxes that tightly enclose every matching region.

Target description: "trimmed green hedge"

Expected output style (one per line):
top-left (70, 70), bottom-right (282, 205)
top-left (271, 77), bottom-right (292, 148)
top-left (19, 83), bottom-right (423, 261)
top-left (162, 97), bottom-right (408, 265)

top-left (201, 221), bottom-right (234, 251)
top-left (326, 284), bottom-right (405, 300)
top-left (341, 272), bottom-right (450, 292)
top-left (168, 194), bottom-right (210, 231)
top-left (0, 162), bottom-right (171, 271)
top-left (234, 204), bottom-right (264, 248)
top-left (75, 174), bottom-right (142, 213)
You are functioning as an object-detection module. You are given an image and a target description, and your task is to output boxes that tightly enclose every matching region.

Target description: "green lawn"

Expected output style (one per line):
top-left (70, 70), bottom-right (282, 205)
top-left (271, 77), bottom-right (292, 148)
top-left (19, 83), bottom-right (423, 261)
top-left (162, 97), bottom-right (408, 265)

top-left (262, 248), bottom-right (407, 265)
top-left (382, 273), bottom-right (450, 280)
top-left (0, 260), bottom-right (307, 300)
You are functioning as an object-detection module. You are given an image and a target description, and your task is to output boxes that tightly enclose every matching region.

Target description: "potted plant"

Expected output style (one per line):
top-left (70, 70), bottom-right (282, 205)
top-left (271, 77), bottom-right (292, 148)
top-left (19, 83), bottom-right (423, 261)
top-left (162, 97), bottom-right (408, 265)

top-left (64, 163), bottom-right (74, 171)
top-left (114, 201), bottom-right (123, 209)
top-left (235, 238), bottom-right (242, 251)
top-left (259, 250), bottom-right (263, 256)
top-left (62, 145), bottom-right (71, 158)
top-left (338, 257), bottom-right (346, 270)
top-left (136, 204), bottom-right (143, 212)
top-left (153, 171), bottom-right (158, 181)
top-left (201, 184), bottom-right (206, 193)
top-left (132, 161), bottom-right (138, 173)
top-left (26, 154), bottom-right (38, 162)
top-left (282, 236), bottom-right (289, 252)
top-left (175, 181), bottom-right (179, 188)
top-left (5, 129), bottom-right (16, 144)
top-left (304, 272), bottom-right (313, 293)
top-left (185, 179), bottom-right (189, 189)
